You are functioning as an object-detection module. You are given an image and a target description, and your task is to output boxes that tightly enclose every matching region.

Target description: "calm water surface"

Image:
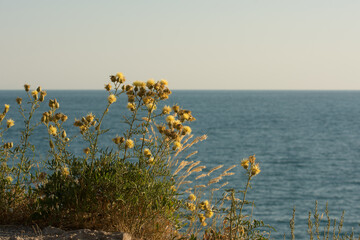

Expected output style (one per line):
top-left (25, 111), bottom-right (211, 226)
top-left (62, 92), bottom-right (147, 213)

top-left (1, 90), bottom-right (360, 239)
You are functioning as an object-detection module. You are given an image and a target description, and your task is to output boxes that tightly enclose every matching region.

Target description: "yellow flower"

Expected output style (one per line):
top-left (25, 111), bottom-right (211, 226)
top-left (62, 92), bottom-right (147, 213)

top-left (170, 185), bottom-right (176, 192)
top-left (85, 113), bottom-right (95, 123)
top-left (108, 94), bottom-right (117, 104)
top-left (104, 83), bottom-right (112, 91)
top-left (188, 193), bottom-right (196, 201)
top-left (186, 202), bottom-right (196, 211)
top-left (205, 210), bottom-right (214, 218)
top-left (146, 103), bottom-right (156, 112)
top-left (147, 157), bottom-right (154, 165)
top-left (5, 176), bottom-right (13, 183)
top-left (251, 163), bottom-right (261, 176)
top-left (198, 213), bottom-right (206, 223)
top-left (6, 119), bottom-right (15, 128)
top-left (241, 159), bottom-right (249, 170)
top-left (83, 148), bottom-right (90, 154)
top-left (127, 102), bottom-right (136, 111)
top-left (112, 136), bottom-right (125, 145)
top-left (166, 115), bottom-right (175, 124)
top-left (201, 221), bottom-right (207, 227)
top-left (31, 90), bottom-right (38, 100)
top-left (116, 72), bottom-right (125, 82)
top-left (172, 105), bottom-right (180, 113)
top-left (146, 79), bottom-right (155, 88)
top-left (199, 200), bottom-right (209, 210)
top-left (62, 167), bottom-right (70, 176)
top-left (125, 139), bottom-right (134, 149)
top-left (162, 105), bottom-right (171, 115)
top-left (133, 81), bottom-right (146, 88)
top-left (182, 113), bottom-right (190, 120)
top-left (142, 96), bottom-right (153, 105)
top-left (3, 142), bottom-right (13, 149)
top-left (4, 104), bottom-right (10, 114)
top-left (48, 125), bottom-right (57, 136)
top-left (183, 126), bottom-right (192, 135)
top-left (144, 148), bottom-right (152, 157)
top-left (173, 141), bottom-right (181, 150)
top-left (160, 79), bottom-right (168, 86)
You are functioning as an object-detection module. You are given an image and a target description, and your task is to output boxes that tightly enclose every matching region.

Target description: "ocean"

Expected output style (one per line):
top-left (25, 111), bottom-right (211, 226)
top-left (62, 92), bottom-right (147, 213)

top-left (1, 90), bottom-right (360, 239)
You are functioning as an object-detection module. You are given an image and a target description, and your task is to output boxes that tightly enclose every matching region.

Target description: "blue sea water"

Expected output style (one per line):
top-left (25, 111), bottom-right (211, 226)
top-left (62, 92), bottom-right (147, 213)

top-left (1, 90), bottom-right (360, 239)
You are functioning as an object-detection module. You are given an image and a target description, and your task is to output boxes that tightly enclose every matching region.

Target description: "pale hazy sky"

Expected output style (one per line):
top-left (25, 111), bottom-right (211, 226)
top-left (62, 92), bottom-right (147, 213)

top-left (1, 0), bottom-right (360, 90)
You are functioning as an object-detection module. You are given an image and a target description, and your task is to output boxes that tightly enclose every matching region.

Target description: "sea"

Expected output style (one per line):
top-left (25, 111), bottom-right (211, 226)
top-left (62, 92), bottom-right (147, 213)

top-left (1, 90), bottom-right (360, 239)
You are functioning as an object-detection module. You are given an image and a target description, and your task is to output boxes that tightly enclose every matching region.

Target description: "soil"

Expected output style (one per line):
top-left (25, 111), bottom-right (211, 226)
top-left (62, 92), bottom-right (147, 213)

top-left (0, 225), bottom-right (132, 240)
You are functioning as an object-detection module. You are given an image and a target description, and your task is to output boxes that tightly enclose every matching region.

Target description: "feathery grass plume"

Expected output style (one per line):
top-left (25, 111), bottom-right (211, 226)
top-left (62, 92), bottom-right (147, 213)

top-left (221, 172), bottom-right (235, 177)
top-left (222, 164), bottom-right (237, 174)
top-left (185, 151), bottom-right (198, 160)
top-left (207, 176), bottom-right (222, 186)
top-left (174, 161), bottom-right (191, 175)
top-left (211, 181), bottom-right (229, 192)
top-left (186, 161), bottom-right (201, 173)
top-left (183, 134), bottom-right (207, 150)
top-left (208, 165), bottom-right (224, 175)
top-left (190, 166), bottom-right (206, 173)
top-left (195, 173), bottom-right (207, 180)
top-left (180, 181), bottom-right (193, 185)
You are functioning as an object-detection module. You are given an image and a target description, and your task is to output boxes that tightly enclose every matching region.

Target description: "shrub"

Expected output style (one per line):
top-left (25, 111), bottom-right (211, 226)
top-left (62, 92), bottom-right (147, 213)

top-left (0, 73), bottom-right (272, 239)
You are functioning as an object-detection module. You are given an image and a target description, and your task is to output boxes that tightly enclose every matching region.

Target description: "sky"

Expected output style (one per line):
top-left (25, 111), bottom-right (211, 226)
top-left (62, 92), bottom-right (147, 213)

top-left (1, 0), bottom-right (360, 90)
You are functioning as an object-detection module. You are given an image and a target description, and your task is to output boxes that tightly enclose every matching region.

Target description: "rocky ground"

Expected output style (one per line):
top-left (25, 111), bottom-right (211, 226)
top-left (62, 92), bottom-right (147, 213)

top-left (0, 225), bottom-right (132, 240)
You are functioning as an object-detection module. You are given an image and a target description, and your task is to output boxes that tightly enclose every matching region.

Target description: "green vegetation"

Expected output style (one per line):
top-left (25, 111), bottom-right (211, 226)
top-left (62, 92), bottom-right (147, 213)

top-left (0, 73), bottom-right (358, 239)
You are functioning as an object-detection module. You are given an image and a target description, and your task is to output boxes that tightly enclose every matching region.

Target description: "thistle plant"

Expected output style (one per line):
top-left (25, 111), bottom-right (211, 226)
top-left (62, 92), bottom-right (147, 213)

top-left (0, 75), bottom-right (274, 239)
top-left (3, 72), bottom-right (356, 240)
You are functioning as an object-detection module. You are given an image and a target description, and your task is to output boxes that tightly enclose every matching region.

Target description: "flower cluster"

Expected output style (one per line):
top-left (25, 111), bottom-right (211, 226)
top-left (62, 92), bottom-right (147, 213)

top-left (0, 104), bottom-right (15, 129)
top-left (241, 154), bottom-right (261, 177)
top-left (157, 104), bottom-right (195, 150)
top-left (73, 113), bottom-right (97, 134)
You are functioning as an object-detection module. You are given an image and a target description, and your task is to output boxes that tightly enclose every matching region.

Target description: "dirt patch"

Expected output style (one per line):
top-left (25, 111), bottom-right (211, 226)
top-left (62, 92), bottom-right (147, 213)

top-left (0, 225), bottom-right (132, 240)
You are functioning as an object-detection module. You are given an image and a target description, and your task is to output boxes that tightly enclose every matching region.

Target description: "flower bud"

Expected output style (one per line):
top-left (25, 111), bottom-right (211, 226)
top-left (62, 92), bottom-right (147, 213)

top-left (24, 84), bottom-right (30, 92)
